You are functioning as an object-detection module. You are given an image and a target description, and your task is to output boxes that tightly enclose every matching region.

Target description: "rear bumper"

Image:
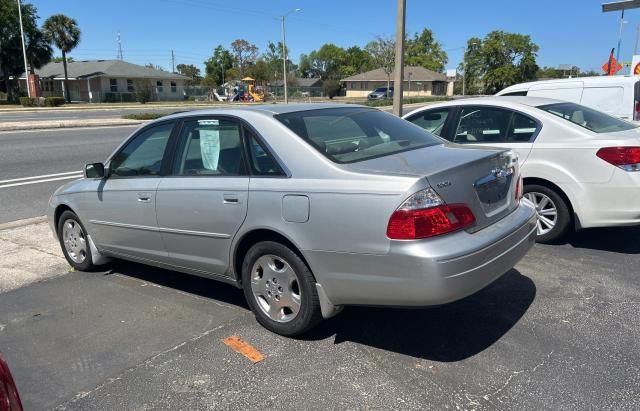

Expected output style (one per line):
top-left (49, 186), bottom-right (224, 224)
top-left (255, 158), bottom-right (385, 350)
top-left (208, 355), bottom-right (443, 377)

top-left (305, 202), bottom-right (537, 306)
top-left (573, 169), bottom-right (640, 228)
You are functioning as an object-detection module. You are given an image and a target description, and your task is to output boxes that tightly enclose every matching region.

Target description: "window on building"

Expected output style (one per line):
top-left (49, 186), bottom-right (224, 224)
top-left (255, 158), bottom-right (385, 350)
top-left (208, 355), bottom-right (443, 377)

top-left (171, 81), bottom-right (177, 93)
top-left (156, 80), bottom-right (163, 93)
top-left (110, 79), bottom-right (118, 92)
top-left (127, 79), bottom-right (134, 92)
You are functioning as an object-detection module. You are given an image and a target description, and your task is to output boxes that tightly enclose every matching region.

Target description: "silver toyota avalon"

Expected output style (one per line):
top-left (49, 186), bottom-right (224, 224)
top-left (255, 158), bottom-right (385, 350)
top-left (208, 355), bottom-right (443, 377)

top-left (47, 104), bottom-right (537, 336)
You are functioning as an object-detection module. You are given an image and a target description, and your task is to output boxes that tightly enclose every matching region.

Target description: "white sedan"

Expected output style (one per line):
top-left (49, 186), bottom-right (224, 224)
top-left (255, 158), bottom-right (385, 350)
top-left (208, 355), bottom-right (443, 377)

top-left (404, 96), bottom-right (640, 243)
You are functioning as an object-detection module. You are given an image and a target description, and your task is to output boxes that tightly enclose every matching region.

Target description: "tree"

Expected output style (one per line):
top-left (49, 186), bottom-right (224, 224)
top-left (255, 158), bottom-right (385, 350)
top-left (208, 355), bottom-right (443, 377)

top-left (480, 31), bottom-right (539, 94)
top-left (341, 46), bottom-right (373, 77)
top-left (459, 31), bottom-right (539, 95)
top-left (297, 53), bottom-right (313, 78)
top-left (52, 56), bottom-right (73, 63)
top-left (145, 62), bottom-right (164, 71)
top-left (365, 36), bottom-right (395, 97)
top-left (262, 41), bottom-right (292, 83)
top-left (203, 45), bottom-right (233, 85)
top-left (0, 0), bottom-right (52, 101)
top-left (230, 39), bottom-right (258, 78)
top-left (43, 14), bottom-right (81, 102)
top-left (307, 44), bottom-right (346, 79)
top-left (176, 63), bottom-right (202, 85)
top-left (245, 60), bottom-right (269, 83)
top-left (459, 37), bottom-right (483, 95)
top-left (405, 28), bottom-right (448, 72)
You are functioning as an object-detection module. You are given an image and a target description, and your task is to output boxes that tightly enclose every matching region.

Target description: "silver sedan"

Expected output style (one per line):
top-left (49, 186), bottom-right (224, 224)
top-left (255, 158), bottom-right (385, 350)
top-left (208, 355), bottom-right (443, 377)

top-left (47, 104), bottom-right (537, 336)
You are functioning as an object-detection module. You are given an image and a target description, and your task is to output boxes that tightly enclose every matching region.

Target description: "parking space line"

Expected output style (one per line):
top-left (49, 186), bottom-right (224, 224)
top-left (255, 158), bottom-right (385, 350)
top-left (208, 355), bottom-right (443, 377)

top-left (0, 170), bottom-right (82, 185)
top-left (222, 335), bottom-right (265, 363)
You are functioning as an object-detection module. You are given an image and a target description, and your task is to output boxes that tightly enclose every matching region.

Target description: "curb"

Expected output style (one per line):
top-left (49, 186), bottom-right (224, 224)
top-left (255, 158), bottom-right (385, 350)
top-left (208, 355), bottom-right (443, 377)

top-left (0, 119), bottom-right (145, 132)
top-left (0, 216), bottom-right (48, 231)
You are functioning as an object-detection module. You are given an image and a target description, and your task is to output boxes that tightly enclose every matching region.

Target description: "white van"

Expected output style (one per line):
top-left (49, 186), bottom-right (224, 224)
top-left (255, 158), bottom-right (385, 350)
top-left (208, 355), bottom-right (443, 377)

top-left (497, 76), bottom-right (640, 121)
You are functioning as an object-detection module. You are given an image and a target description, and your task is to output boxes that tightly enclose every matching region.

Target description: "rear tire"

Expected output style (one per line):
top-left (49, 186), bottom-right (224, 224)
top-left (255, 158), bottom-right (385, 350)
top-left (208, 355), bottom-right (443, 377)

top-left (523, 184), bottom-right (571, 244)
top-left (57, 210), bottom-right (95, 272)
top-left (241, 241), bottom-right (322, 336)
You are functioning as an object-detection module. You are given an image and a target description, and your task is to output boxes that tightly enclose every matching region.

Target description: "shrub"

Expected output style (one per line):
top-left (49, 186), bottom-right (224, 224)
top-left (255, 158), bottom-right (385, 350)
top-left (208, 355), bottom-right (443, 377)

top-left (135, 81), bottom-right (153, 104)
top-left (44, 97), bottom-right (65, 107)
top-left (122, 112), bottom-right (167, 120)
top-left (19, 97), bottom-right (37, 107)
top-left (323, 80), bottom-right (341, 99)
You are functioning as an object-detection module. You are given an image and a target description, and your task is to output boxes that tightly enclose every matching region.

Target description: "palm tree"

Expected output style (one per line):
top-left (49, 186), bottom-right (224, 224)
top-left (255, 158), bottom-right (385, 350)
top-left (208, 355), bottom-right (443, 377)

top-left (43, 14), bottom-right (80, 102)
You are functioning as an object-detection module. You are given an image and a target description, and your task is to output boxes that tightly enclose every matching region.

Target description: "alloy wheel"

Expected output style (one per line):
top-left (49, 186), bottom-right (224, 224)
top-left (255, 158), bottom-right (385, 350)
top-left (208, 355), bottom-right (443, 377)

top-left (523, 192), bottom-right (558, 235)
top-left (250, 254), bottom-right (301, 323)
top-left (62, 219), bottom-right (87, 263)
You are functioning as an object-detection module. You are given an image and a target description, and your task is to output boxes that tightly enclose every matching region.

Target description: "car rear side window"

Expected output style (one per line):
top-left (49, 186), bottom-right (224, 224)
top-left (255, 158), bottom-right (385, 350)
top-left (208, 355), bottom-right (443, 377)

top-left (172, 119), bottom-right (246, 176)
top-left (245, 129), bottom-right (283, 176)
top-left (275, 107), bottom-right (441, 163)
top-left (507, 112), bottom-right (538, 142)
top-left (110, 122), bottom-right (173, 177)
top-left (454, 107), bottom-right (511, 143)
top-left (538, 102), bottom-right (639, 133)
top-left (406, 108), bottom-right (450, 136)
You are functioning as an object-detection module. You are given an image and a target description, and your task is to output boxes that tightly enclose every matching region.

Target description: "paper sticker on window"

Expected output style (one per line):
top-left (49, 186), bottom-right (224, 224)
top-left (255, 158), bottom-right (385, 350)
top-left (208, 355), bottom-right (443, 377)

top-left (199, 119), bottom-right (219, 126)
top-left (199, 128), bottom-right (220, 170)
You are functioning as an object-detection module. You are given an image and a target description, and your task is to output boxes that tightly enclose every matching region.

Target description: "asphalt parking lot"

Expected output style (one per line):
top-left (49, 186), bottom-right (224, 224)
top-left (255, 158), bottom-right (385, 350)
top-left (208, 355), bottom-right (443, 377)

top-left (1, 222), bottom-right (639, 410)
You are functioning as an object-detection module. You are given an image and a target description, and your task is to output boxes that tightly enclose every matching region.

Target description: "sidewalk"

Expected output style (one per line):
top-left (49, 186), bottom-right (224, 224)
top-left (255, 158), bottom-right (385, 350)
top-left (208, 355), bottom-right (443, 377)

top-left (0, 217), bottom-right (68, 293)
top-left (0, 118), bottom-right (144, 132)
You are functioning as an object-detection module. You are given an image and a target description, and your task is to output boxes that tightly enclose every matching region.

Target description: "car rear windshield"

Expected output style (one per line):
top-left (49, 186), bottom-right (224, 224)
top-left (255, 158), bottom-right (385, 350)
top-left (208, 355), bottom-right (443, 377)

top-left (275, 107), bottom-right (442, 163)
top-left (538, 102), bottom-right (638, 133)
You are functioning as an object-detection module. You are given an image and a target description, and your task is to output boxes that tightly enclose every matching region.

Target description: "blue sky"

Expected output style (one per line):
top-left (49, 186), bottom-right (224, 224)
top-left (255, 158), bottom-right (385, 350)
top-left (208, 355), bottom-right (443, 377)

top-left (30, 0), bottom-right (640, 74)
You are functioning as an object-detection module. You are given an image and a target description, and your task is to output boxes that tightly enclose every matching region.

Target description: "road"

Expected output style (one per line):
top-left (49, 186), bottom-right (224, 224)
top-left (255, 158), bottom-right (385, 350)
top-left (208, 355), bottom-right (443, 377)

top-left (0, 104), bottom-right (420, 224)
top-left (0, 107), bottom-right (200, 123)
top-left (1, 225), bottom-right (639, 409)
top-left (0, 126), bottom-right (138, 223)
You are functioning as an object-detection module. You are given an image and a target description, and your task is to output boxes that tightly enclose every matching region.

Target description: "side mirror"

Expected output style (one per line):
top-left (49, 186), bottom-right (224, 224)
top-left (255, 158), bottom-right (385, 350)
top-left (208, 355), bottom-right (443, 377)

top-left (84, 162), bottom-right (105, 179)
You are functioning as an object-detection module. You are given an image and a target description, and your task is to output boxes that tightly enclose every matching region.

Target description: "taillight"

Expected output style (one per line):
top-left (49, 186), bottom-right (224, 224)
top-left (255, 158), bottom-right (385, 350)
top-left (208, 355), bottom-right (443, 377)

top-left (387, 188), bottom-right (476, 240)
top-left (635, 101), bottom-right (640, 121)
top-left (596, 146), bottom-right (640, 171)
top-left (515, 175), bottom-right (523, 201)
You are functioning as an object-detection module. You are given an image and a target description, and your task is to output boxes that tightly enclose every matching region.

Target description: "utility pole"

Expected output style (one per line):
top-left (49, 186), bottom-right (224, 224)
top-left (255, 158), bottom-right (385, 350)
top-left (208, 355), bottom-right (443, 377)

top-left (171, 49), bottom-right (175, 73)
top-left (117, 31), bottom-right (123, 60)
top-left (392, 0), bottom-right (406, 116)
top-left (17, 0), bottom-right (31, 97)
top-left (281, 8), bottom-right (300, 104)
top-left (617, 9), bottom-right (625, 64)
top-left (281, 16), bottom-right (288, 104)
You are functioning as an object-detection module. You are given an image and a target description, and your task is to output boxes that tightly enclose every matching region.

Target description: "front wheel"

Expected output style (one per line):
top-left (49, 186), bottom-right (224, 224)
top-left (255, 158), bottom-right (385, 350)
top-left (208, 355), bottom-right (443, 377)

top-left (241, 241), bottom-right (323, 336)
top-left (57, 210), bottom-right (95, 271)
top-left (522, 184), bottom-right (571, 244)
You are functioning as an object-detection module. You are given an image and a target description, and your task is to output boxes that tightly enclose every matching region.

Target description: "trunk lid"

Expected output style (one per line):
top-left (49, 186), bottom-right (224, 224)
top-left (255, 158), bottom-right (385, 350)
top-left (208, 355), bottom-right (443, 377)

top-left (346, 143), bottom-right (520, 232)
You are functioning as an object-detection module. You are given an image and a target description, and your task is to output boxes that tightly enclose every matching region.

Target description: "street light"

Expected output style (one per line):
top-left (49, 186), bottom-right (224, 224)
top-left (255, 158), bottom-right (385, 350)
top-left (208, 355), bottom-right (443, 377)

top-left (281, 8), bottom-right (301, 104)
top-left (462, 42), bottom-right (479, 97)
top-left (17, 0), bottom-right (31, 98)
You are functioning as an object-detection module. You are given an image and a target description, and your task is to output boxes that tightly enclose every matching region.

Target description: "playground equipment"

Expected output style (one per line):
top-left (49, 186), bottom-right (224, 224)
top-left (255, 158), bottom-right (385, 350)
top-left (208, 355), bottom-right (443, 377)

top-left (242, 77), bottom-right (265, 102)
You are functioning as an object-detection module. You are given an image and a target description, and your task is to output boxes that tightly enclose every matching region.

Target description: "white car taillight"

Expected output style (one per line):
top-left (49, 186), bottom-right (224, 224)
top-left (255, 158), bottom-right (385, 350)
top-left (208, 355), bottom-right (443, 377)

top-left (596, 146), bottom-right (640, 172)
top-left (387, 188), bottom-right (476, 240)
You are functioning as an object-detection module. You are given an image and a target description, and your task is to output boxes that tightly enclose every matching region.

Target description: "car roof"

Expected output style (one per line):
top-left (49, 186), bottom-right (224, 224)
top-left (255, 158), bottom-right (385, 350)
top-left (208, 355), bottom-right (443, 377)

top-left (405, 96), bottom-right (564, 115)
top-left (500, 75), bottom-right (639, 92)
top-left (160, 103), bottom-right (366, 121)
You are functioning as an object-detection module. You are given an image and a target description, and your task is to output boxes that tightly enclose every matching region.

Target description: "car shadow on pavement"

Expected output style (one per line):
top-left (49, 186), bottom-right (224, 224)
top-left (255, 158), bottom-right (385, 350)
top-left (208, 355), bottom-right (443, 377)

top-left (104, 260), bottom-right (249, 309)
top-left (568, 226), bottom-right (640, 254)
top-left (305, 269), bottom-right (536, 362)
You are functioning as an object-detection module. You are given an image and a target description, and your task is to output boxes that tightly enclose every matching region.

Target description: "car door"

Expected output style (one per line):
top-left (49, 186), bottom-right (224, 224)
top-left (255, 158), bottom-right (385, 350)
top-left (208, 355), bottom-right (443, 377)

top-left (404, 107), bottom-right (455, 139)
top-left (86, 121), bottom-right (175, 261)
top-left (451, 105), bottom-right (538, 166)
top-left (155, 117), bottom-right (249, 275)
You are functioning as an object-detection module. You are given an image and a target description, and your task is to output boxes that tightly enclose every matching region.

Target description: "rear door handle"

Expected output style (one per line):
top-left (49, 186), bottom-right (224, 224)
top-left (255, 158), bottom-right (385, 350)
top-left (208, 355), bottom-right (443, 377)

top-left (223, 194), bottom-right (240, 204)
top-left (137, 192), bottom-right (152, 202)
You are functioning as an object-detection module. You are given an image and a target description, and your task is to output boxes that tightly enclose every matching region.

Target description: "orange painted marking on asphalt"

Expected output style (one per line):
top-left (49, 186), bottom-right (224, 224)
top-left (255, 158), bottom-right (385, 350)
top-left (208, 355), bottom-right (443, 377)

top-left (222, 336), bottom-right (265, 363)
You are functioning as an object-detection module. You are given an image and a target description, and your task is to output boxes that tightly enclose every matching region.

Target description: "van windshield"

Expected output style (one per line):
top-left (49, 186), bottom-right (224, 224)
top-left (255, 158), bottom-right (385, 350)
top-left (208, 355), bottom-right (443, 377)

top-left (537, 102), bottom-right (638, 133)
top-left (275, 107), bottom-right (442, 163)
